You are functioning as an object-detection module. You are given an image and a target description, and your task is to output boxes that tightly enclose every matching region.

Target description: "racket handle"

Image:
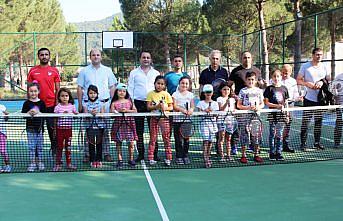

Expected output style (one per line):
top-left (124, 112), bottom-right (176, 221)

top-left (186, 102), bottom-right (189, 111)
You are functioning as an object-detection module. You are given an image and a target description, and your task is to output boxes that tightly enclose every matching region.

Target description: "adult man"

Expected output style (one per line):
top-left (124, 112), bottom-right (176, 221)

top-left (128, 51), bottom-right (160, 162)
top-left (77, 48), bottom-right (117, 162)
top-left (296, 48), bottom-right (328, 150)
top-left (27, 47), bottom-right (60, 156)
top-left (199, 50), bottom-right (229, 98)
top-left (228, 51), bottom-right (265, 95)
top-left (228, 51), bottom-right (265, 154)
top-left (165, 55), bottom-right (190, 95)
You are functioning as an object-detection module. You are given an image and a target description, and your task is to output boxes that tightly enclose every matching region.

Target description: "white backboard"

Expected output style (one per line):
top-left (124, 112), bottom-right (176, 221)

top-left (102, 31), bottom-right (134, 49)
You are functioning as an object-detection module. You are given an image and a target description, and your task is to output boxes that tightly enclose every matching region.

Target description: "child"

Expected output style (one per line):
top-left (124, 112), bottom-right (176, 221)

top-left (237, 71), bottom-right (264, 163)
top-left (0, 95), bottom-right (11, 173)
top-left (53, 88), bottom-right (78, 172)
top-left (110, 83), bottom-right (138, 168)
top-left (264, 69), bottom-right (289, 161)
top-left (217, 82), bottom-right (236, 162)
top-left (196, 84), bottom-right (219, 168)
top-left (172, 76), bottom-right (194, 165)
top-left (21, 82), bottom-right (46, 172)
top-left (83, 85), bottom-right (106, 168)
top-left (146, 76), bottom-right (173, 166)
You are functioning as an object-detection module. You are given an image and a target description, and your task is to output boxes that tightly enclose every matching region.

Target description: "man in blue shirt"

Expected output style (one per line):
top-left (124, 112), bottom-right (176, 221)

top-left (165, 55), bottom-right (190, 95)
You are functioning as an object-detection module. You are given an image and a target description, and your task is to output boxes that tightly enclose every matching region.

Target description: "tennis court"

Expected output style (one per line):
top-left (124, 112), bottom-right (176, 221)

top-left (1, 160), bottom-right (343, 221)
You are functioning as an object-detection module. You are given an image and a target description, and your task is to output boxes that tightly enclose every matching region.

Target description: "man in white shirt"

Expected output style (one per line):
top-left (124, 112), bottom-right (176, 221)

top-left (77, 48), bottom-right (117, 162)
top-left (127, 51), bottom-right (160, 162)
top-left (296, 48), bottom-right (329, 151)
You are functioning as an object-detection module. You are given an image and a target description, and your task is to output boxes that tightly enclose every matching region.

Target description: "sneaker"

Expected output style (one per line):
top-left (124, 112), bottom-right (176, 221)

top-left (135, 155), bottom-right (145, 163)
top-left (154, 155), bottom-right (161, 162)
top-left (205, 160), bottom-right (212, 168)
top-left (27, 163), bottom-right (36, 172)
top-left (97, 161), bottom-right (103, 168)
top-left (247, 145), bottom-right (254, 153)
top-left (254, 156), bottom-right (263, 163)
top-left (90, 162), bottom-right (97, 168)
top-left (240, 156), bottom-right (248, 164)
top-left (276, 153), bottom-right (285, 161)
top-left (219, 158), bottom-right (226, 163)
top-left (334, 144), bottom-right (340, 149)
top-left (283, 147), bottom-right (295, 153)
top-left (176, 158), bottom-right (184, 165)
top-left (225, 156), bottom-right (234, 162)
top-left (2, 165), bottom-right (12, 173)
top-left (37, 162), bottom-right (45, 171)
top-left (128, 160), bottom-right (136, 167)
top-left (301, 144), bottom-right (309, 152)
top-left (149, 160), bottom-right (157, 165)
top-left (53, 164), bottom-right (62, 172)
top-left (231, 147), bottom-right (238, 155)
top-left (314, 143), bottom-right (325, 150)
top-left (183, 157), bottom-right (191, 165)
top-left (116, 160), bottom-right (124, 169)
top-left (67, 164), bottom-right (77, 170)
top-left (104, 154), bottom-right (113, 162)
top-left (269, 153), bottom-right (276, 161)
top-left (83, 156), bottom-right (90, 164)
top-left (164, 159), bottom-right (171, 166)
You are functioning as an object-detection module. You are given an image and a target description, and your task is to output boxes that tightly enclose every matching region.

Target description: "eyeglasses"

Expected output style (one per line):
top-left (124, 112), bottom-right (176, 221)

top-left (204, 91), bottom-right (213, 94)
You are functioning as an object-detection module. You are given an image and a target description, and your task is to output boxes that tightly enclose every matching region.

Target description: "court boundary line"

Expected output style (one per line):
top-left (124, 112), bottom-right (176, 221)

top-left (141, 160), bottom-right (170, 221)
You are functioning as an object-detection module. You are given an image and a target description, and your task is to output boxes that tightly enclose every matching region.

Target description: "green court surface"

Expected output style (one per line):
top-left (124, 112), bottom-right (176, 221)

top-left (1, 160), bottom-right (343, 221)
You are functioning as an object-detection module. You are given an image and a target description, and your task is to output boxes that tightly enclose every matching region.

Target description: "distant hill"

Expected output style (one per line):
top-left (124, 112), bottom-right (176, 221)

top-left (73, 12), bottom-right (123, 32)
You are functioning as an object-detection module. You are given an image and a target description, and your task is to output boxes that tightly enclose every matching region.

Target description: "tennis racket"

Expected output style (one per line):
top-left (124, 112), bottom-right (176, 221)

top-left (249, 111), bottom-right (263, 143)
top-left (179, 102), bottom-right (195, 139)
top-left (223, 111), bottom-right (238, 134)
top-left (328, 79), bottom-right (343, 97)
top-left (212, 78), bottom-right (226, 97)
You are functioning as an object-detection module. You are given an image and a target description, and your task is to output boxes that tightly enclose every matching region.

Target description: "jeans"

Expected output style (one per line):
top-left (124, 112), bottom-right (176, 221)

top-left (269, 122), bottom-right (284, 154)
top-left (27, 131), bottom-right (43, 162)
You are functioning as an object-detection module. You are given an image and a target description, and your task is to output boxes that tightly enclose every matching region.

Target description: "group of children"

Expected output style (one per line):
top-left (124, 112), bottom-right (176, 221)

top-left (0, 69), bottom-right (299, 172)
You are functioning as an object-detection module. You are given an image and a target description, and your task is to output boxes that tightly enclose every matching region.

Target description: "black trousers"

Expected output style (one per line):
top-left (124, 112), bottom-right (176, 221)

top-left (87, 128), bottom-right (104, 162)
top-left (334, 108), bottom-right (342, 146)
top-left (134, 100), bottom-right (158, 157)
top-left (300, 99), bottom-right (323, 145)
top-left (46, 106), bottom-right (58, 155)
top-left (173, 122), bottom-right (190, 158)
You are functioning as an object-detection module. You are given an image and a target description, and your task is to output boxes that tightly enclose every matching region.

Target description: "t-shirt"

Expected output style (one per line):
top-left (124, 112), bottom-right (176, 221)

top-left (298, 61), bottom-right (328, 102)
top-left (27, 65), bottom-right (61, 107)
top-left (229, 65), bottom-right (262, 95)
top-left (263, 85), bottom-right (289, 107)
top-left (216, 96), bottom-right (236, 112)
top-left (165, 71), bottom-right (189, 95)
top-left (238, 87), bottom-right (264, 107)
top-left (54, 103), bottom-right (77, 128)
top-left (21, 100), bottom-right (47, 132)
top-left (146, 90), bottom-right (173, 113)
top-left (0, 104), bottom-right (7, 135)
top-left (196, 100), bottom-right (219, 124)
top-left (172, 90), bottom-right (194, 122)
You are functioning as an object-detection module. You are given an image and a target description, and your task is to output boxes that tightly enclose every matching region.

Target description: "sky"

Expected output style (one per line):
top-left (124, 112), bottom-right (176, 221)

top-left (58, 0), bottom-right (121, 23)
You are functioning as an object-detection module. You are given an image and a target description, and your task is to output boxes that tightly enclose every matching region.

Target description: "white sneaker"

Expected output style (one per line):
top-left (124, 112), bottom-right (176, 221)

top-left (2, 165), bottom-right (12, 173)
top-left (164, 159), bottom-right (171, 166)
top-left (149, 160), bottom-right (157, 165)
top-left (37, 162), bottom-right (45, 171)
top-left (27, 163), bottom-right (36, 172)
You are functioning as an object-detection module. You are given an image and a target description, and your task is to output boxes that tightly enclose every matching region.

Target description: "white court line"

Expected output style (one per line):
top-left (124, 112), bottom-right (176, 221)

top-left (141, 161), bottom-right (170, 221)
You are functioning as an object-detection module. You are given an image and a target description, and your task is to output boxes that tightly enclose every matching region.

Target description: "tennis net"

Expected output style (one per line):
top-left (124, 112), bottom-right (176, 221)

top-left (0, 105), bottom-right (342, 173)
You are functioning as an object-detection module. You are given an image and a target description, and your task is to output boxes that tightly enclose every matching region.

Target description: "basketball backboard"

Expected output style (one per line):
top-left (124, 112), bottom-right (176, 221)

top-left (102, 31), bottom-right (134, 49)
